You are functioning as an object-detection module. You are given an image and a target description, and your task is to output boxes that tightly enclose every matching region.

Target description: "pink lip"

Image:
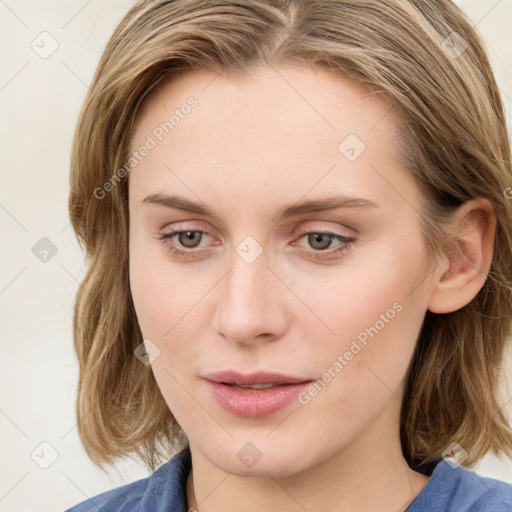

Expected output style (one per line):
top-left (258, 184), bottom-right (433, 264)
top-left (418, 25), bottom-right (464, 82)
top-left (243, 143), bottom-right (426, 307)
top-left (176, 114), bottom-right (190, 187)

top-left (202, 370), bottom-right (313, 418)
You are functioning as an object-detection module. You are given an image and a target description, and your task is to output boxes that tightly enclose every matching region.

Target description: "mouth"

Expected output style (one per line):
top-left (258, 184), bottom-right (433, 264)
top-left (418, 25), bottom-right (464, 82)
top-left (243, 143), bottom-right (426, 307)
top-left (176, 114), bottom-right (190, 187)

top-left (202, 373), bottom-right (315, 417)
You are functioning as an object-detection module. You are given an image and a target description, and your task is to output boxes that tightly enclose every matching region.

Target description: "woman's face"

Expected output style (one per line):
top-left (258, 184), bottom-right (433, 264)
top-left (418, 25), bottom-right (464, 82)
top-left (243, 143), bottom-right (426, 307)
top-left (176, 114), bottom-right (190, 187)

top-left (128, 64), bottom-right (437, 476)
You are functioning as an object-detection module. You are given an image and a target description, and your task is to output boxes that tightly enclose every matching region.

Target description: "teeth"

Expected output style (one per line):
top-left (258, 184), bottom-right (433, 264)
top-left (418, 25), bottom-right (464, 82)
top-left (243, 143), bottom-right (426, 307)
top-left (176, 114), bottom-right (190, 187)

top-left (233, 383), bottom-right (276, 389)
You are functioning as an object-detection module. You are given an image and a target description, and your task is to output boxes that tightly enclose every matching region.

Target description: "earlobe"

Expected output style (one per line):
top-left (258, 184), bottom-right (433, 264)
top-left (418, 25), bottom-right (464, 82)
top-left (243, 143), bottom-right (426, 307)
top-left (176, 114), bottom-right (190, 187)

top-left (427, 198), bottom-right (496, 314)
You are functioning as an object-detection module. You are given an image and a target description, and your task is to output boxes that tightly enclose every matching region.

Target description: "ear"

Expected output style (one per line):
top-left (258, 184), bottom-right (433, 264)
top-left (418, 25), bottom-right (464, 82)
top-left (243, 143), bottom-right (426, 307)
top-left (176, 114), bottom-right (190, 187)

top-left (427, 197), bottom-right (496, 314)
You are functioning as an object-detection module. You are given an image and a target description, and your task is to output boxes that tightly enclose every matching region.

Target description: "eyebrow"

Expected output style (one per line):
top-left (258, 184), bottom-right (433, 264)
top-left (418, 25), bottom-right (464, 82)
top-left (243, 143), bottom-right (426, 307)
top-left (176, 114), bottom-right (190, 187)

top-left (142, 192), bottom-right (378, 222)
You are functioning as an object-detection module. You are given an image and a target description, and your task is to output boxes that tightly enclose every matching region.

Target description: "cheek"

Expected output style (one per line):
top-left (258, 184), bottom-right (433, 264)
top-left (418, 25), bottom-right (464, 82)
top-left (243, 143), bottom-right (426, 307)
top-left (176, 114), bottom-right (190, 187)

top-left (129, 242), bottom-right (212, 424)
top-left (129, 245), bottom-right (207, 413)
top-left (129, 235), bottom-right (166, 351)
top-left (292, 236), bottom-right (428, 399)
top-left (129, 228), bottom-right (207, 339)
top-left (289, 236), bottom-right (428, 344)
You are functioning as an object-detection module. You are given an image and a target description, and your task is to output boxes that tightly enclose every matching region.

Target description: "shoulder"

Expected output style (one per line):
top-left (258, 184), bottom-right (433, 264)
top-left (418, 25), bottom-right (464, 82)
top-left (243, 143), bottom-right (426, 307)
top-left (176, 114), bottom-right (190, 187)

top-left (468, 469), bottom-right (512, 511)
top-left (63, 476), bottom-right (148, 512)
top-left (63, 447), bottom-right (192, 512)
top-left (408, 458), bottom-right (512, 512)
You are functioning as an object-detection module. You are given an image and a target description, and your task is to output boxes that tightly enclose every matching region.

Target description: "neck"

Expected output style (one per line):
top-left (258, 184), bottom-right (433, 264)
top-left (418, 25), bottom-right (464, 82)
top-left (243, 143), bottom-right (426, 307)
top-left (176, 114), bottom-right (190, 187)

top-left (185, 399), bottom-right (430, 512)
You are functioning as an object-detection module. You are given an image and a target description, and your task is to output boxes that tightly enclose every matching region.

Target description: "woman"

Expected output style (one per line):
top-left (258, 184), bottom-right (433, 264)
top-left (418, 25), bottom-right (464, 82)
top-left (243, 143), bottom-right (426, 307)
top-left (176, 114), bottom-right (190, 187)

top-left (65, 1), bottom-right (512, 511)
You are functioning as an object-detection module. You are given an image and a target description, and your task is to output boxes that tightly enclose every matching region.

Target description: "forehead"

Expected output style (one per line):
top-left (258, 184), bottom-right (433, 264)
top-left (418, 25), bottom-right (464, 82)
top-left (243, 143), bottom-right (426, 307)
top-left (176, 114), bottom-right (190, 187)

top-left (131, 64), bottom-right (397, 149)
top-left (128, 64), bottom-right (415, 215)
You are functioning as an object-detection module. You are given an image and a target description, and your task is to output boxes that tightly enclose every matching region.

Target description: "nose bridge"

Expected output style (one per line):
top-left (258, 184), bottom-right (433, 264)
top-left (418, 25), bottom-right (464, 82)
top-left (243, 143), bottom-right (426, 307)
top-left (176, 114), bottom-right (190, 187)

top-left (213, 237), bottom-right (285, 344)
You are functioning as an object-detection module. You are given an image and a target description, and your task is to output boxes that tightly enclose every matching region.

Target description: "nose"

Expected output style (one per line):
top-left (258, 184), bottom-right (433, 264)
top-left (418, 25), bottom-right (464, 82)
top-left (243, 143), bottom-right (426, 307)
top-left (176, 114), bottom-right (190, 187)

top-left (212, 244), bottom-right (288, 347)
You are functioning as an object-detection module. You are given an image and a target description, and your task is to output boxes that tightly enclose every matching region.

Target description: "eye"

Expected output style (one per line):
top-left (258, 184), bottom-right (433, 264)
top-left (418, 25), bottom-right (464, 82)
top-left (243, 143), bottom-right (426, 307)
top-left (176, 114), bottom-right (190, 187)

top-left (154, 227), bottom-right (356, 260)
top-left (156, 229), bottom-right (213, 259)
top-left (293, 230), bottom-right (356, 259)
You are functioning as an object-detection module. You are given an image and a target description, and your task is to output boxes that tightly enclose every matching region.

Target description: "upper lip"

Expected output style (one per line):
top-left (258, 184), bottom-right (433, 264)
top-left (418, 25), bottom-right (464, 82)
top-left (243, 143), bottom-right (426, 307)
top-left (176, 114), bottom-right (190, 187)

top-left (202, 370), bottom-right (313, 386)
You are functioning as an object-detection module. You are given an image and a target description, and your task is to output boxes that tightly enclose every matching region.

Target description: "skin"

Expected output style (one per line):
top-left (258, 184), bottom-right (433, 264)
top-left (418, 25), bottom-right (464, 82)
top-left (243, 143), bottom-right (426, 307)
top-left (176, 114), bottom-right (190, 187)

top-left (128, 64), bottom-right (495, 512)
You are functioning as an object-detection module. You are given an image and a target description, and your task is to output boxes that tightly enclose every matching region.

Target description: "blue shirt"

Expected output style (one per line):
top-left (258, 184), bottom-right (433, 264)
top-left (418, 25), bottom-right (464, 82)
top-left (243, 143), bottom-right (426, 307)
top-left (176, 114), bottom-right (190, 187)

top-left (64, 447), bottom-right (512, 511)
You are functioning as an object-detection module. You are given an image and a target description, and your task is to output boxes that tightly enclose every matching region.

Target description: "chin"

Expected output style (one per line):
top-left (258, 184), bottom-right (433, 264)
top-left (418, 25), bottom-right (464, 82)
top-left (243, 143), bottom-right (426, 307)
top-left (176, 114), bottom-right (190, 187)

top-left (205, 439), bottom-right (318, 478)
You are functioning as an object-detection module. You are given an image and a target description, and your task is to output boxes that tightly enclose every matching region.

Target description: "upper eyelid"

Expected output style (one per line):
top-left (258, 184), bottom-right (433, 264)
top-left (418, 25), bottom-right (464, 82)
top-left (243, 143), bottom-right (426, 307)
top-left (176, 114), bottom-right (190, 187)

top-left (163, 226), bottom-right (353, 237)
top-left (163, 220), bottom-right (355, 236)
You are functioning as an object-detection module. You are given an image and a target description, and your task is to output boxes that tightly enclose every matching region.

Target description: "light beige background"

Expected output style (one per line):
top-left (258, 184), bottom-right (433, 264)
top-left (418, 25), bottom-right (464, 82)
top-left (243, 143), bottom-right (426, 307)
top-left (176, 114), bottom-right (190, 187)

top-left (0, 1), bottom-right (511, 511)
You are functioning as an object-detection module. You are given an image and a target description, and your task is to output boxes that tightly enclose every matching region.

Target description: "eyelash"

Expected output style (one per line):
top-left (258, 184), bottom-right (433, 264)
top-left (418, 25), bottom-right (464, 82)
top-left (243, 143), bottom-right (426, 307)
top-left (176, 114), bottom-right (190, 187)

top-left (155, 228), bottom-right (356, 261)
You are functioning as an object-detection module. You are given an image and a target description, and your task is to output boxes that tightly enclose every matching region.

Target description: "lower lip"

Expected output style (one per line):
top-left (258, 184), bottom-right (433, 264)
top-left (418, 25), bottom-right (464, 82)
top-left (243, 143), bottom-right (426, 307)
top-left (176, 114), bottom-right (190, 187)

top-left (204, 380), bottom-right (313, 418)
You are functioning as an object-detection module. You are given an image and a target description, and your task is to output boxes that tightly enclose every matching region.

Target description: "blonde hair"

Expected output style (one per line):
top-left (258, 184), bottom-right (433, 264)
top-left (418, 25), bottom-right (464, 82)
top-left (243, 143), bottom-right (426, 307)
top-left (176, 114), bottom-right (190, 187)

top-left (69, 0), bottom-right (512, 472)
